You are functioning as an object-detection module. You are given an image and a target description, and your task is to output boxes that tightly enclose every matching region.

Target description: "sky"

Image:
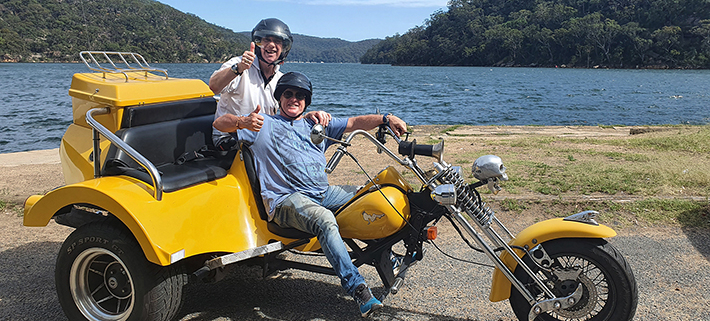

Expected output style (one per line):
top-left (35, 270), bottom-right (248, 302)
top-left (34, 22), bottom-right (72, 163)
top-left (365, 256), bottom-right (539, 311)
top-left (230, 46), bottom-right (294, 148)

top-left (155, 0), bottom-right (449, 42)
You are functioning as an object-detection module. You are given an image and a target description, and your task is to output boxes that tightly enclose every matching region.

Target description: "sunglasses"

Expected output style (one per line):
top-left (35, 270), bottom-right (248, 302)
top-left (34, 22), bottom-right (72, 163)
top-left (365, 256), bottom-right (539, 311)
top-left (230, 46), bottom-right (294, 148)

top-left (254, 36), bottom-right (284, 47)
top-left (282, 90), bottom-right (307, 101)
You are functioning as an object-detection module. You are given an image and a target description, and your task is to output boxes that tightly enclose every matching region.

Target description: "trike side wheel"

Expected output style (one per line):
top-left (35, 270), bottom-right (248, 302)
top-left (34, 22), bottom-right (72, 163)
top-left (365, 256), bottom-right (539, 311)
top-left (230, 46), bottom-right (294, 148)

top-left (509, 238), bottom-right (637, 321)
top-left (56, 221), bottom-right (186, 321)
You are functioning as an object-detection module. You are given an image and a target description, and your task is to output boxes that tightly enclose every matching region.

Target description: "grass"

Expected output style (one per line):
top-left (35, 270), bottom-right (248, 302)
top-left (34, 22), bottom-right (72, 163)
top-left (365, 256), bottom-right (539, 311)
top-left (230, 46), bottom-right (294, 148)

top-left (440, 125), bottom-right (463, 134)
top-left (492, 198), bottom-right (710, 229)
top-left (486, 126), bottom-right (710, 198)
top-left (433, 125), bottom-right (710, 229)
top-left (0, 198), bottom-right (24, 217)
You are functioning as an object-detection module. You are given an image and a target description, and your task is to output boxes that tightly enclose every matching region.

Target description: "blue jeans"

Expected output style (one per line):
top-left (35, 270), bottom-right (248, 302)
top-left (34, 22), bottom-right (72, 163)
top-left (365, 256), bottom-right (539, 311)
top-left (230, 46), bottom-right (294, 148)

top-left (272, 185), bottom-right (363, 295)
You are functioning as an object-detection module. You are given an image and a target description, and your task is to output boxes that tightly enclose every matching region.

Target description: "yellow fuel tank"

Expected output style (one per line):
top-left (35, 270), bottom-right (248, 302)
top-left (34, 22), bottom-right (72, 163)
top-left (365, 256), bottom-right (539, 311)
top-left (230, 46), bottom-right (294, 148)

top-left (335, 166), bottom-right (412, 240)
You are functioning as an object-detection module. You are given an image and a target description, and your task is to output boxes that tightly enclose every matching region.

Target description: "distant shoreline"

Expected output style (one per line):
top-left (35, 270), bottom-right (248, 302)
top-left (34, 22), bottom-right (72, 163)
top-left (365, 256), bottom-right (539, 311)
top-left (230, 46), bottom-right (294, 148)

top-left (2, 61), bottom-right (708, 70)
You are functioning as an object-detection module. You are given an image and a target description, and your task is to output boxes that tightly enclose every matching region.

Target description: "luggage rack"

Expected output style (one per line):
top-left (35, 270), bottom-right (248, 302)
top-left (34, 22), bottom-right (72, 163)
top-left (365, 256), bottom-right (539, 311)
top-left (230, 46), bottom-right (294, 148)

top-left (79, 51), bottom-right (168, 82)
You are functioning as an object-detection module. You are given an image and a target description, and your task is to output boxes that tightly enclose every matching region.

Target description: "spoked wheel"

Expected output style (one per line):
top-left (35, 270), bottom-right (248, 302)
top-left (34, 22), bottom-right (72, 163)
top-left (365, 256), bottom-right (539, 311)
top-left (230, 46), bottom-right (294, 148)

top-left (509, 238), bottom-right (637, 321)
top-left (56, 221), bottom-right (186, 321)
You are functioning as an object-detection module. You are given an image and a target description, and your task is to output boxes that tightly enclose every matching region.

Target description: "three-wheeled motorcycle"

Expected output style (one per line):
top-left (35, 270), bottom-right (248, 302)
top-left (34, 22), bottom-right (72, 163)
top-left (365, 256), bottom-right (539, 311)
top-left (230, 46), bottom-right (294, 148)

top-left (24, 51), bottom-right (637, 321)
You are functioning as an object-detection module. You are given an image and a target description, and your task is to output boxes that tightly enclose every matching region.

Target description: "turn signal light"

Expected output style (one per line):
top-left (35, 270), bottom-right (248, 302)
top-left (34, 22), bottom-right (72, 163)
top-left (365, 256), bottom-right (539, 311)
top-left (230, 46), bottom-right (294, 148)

top-left (425, 226), bottom-right (437, 240)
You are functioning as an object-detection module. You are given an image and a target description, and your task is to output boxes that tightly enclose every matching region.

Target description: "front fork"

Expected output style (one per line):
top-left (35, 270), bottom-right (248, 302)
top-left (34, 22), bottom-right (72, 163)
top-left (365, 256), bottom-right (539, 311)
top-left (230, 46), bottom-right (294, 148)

top-left (448, 208), bottom-right (583, 321)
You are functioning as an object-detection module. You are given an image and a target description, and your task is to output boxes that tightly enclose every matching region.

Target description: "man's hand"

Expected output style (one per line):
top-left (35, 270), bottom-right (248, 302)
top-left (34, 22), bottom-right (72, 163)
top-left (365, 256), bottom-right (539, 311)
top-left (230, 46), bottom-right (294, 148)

top-left (240, 105), bottom-right (265, 132)
top-left (388, 115), bottom-right (407, 137)
top-left (236, 42), bottom-right (256, 74)
top-left (305, 110), bottom-right (332, 126)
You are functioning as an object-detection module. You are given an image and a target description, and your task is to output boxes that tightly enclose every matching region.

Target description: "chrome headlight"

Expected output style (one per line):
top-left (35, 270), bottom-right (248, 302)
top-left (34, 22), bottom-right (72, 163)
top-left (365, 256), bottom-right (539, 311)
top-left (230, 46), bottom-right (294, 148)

top-left (431, 184), bottom-right (456, 206)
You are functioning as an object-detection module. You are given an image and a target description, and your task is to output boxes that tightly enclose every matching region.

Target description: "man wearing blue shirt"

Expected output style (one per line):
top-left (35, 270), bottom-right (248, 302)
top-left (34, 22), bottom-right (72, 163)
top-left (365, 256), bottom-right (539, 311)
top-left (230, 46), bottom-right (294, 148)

top-left (213, 72), bottom-right (406, 317)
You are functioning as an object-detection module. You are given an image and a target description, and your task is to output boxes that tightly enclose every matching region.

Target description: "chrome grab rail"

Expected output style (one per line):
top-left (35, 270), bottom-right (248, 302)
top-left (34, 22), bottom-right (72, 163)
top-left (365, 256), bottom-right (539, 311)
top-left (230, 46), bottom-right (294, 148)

top-left (86, 108), bottom-right (163, 201)
top-left (79, 51), bottom-right (168, 82)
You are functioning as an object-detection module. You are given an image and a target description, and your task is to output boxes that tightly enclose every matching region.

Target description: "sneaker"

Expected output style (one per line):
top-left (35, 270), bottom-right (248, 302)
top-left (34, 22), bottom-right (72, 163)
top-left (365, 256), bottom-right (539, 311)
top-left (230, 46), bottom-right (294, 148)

top-left (353, 283), bottom-right (383, 317)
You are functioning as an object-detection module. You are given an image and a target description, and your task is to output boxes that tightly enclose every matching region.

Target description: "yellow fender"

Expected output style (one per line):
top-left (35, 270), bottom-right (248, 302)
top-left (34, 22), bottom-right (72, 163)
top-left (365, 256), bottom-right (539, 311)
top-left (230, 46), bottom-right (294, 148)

top-left (23, 153), bottom-right (319, 266)
top-left (488, 217), bottom-right (617, 302)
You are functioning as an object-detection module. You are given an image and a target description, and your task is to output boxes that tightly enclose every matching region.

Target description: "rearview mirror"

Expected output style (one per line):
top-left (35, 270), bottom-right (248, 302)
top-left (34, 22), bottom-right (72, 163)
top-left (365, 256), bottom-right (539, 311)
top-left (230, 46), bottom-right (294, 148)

top-left (310, 124), bottom-right (325, 145)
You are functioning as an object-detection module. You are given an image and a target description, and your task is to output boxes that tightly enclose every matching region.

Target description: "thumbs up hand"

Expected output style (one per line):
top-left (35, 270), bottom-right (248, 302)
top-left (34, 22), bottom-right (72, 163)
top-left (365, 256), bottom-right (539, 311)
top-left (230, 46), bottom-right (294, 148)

top-left (235, 42), bottom-right (256, 75)
top-left (242, 105), bottom-right (265, 132)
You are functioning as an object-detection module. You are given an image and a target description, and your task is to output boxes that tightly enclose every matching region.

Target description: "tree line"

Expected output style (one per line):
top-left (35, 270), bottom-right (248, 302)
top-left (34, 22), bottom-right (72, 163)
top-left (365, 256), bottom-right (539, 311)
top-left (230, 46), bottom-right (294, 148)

top-left (361, 0), bottom-right (710, 68)
top-left (0, 0), bottom-right (375, 63)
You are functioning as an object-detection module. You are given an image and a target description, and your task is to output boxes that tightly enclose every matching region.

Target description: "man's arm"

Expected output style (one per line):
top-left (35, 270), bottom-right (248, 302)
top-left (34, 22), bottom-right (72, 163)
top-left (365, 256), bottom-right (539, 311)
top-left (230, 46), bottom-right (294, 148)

top-left (209, 43), bottom-right (256, 94)
top-left (345, 114), bottom-right (407, 137)
top-left (208, 66), bottom-right (237, 94)
top-left (213, 105), bottom-right (265, 132)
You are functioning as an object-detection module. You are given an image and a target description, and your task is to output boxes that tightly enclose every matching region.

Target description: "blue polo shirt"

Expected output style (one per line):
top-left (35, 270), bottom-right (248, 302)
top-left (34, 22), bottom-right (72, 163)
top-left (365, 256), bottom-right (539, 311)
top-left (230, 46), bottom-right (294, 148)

top-left (236, 114), bottom-right (348, 220)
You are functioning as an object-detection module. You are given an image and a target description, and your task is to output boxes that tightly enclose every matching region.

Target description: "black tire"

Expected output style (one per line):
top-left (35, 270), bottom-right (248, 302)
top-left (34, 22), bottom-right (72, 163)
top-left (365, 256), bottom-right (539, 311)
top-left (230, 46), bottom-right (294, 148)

top-left (56, 221), bottom-right (187, 321)
top-left (509, 238), bottom-right (637, 321)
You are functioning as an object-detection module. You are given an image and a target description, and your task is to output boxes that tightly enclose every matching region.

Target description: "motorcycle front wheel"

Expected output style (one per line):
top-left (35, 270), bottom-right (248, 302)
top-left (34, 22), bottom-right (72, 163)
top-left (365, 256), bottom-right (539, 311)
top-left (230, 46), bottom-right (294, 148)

top-left (509, 238), bottom-right (637, 321)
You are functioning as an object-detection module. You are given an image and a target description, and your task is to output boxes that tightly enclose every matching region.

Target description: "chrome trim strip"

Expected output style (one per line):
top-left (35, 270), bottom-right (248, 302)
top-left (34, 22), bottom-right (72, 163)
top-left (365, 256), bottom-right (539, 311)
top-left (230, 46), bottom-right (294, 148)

top-left (208, 242), bottom-right (285, 269)
top-left (563, 210), bottom-right (600, 226)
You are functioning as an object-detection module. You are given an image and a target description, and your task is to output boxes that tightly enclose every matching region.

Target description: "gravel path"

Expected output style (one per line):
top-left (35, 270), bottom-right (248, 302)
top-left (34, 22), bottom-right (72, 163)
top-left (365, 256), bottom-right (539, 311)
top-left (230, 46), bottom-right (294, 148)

top-left (2, 209), bottom-right (709, 321)
top-left (2, 131), bottom-right (709, 321)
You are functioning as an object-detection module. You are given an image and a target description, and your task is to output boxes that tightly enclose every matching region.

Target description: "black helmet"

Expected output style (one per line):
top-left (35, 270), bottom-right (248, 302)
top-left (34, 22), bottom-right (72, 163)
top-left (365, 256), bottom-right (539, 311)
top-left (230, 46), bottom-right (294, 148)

top-left (275, 72), bottom-right (312, 107)
top-left (252, 18), bottom-right (293, 65)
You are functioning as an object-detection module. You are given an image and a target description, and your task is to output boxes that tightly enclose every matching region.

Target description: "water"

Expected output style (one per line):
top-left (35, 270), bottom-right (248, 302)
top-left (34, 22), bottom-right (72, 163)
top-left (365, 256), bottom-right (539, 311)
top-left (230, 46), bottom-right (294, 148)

top-left (1, 63), bottom-right (709, 153)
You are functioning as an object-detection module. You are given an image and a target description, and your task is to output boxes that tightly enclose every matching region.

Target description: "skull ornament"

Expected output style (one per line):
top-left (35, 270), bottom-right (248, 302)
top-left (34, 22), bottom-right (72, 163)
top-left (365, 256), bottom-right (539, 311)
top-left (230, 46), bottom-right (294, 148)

top-left (472, 155), bottom-right (508, 181)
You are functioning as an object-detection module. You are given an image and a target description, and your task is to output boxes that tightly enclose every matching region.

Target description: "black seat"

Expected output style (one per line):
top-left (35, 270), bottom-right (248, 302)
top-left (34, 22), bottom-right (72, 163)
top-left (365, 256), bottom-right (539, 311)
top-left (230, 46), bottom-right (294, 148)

top-left (241, 144), bottom-right (314, 240)
top-left (102, 98), bottom-right (236, 193)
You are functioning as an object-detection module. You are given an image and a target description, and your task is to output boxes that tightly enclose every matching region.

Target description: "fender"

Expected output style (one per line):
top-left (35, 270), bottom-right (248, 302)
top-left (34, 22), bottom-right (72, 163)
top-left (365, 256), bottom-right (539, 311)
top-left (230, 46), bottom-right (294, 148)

top-left (488, 217), bottom-right (617, 302)
top-left (23, 164), bottom-right (297, 266)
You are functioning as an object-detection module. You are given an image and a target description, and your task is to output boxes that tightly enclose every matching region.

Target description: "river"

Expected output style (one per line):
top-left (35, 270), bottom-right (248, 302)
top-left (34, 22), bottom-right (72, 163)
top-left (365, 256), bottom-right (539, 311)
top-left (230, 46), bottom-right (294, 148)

top-left (1, 62), bottom-right (709, 153)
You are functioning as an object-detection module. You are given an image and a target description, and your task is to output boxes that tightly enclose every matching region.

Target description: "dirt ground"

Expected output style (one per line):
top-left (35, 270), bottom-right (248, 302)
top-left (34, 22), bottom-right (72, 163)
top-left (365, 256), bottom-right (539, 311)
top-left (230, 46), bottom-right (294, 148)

top-left (1, 125), bottom-right (709, 320)
top-left (0, 124), bottom-right (642, 206)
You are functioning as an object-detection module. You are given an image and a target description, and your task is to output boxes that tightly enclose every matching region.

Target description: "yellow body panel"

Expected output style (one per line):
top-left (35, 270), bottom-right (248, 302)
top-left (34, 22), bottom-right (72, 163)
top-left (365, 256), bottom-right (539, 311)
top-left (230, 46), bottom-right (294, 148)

top-left (488, 218), bottom-right (617, 302)
top-left (336, 166), bottom-right (412, 240)
top-left (69, 72), bottom-right (214, 107)
top-left (24, 152), bottom-right (320, 265)
top-left (59, 124), bottom-right (113, 184)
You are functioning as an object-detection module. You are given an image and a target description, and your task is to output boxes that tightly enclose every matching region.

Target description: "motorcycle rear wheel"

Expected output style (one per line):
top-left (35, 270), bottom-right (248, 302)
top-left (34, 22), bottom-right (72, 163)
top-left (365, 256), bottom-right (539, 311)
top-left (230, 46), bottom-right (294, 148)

top-left (509, 238), bottom-right (637, 321)
top-left (56, 220), bottom-right (186, 321)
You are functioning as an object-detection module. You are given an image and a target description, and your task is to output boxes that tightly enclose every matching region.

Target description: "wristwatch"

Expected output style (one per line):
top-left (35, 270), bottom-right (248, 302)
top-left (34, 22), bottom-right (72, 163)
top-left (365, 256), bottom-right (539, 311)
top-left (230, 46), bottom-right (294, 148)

top-left (231, 63), bottom-right (242, 76)
top-left (382, 113), bottom-right (391, 124)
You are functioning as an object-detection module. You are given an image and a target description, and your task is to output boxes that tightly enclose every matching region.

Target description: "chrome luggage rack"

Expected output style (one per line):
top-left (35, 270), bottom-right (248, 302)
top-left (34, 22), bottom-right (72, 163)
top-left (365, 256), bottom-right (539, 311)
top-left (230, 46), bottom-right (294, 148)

top-left (79, 51), bottom-right (168, 82)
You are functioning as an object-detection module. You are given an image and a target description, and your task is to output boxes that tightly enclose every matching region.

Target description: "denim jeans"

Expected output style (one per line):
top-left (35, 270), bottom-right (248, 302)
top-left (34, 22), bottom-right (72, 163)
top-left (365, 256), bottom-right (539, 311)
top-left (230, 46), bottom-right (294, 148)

top-left (273, 185), bottom-right (363, 295)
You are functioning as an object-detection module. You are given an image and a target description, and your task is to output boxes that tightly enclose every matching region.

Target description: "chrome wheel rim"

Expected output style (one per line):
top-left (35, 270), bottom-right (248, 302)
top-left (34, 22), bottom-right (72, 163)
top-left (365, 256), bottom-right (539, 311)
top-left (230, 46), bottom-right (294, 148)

top-left (70, 247), bottom-right (135, 321)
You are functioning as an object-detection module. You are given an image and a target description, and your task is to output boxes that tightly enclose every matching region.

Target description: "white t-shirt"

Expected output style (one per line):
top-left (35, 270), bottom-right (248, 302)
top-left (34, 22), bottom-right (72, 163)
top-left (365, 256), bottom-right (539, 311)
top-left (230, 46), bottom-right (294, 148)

top-left (211, 56), bottom-right (283, 143)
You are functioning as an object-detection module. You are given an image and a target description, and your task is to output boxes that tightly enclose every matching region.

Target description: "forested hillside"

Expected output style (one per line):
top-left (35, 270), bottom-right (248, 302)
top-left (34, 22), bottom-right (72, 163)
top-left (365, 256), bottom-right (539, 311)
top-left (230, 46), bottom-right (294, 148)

top-left (290, 35), bottom-right (381, 63)
top-left (0, 0), bottom-right (376, 63)
top-left (361, 0), bottom-right (710, 68)
top-left (238, 32), bottom-right (382, 63)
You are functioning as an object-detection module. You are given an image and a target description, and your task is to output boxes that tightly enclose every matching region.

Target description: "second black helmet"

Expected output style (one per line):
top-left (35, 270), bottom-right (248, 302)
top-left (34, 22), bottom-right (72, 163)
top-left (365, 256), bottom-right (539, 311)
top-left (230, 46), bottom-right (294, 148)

top-left (252, 18), bottom-right (293, 65)
top-left (274, 72), bottom-right (312, 107)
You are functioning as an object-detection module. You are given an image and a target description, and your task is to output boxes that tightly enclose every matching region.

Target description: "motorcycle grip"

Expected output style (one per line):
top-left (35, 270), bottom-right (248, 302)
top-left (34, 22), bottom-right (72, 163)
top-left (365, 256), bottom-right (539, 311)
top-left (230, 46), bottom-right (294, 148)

top-left (326, 147), bottom-right (345, 173)
top-left (398, 140), bottom-right (438, 158)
